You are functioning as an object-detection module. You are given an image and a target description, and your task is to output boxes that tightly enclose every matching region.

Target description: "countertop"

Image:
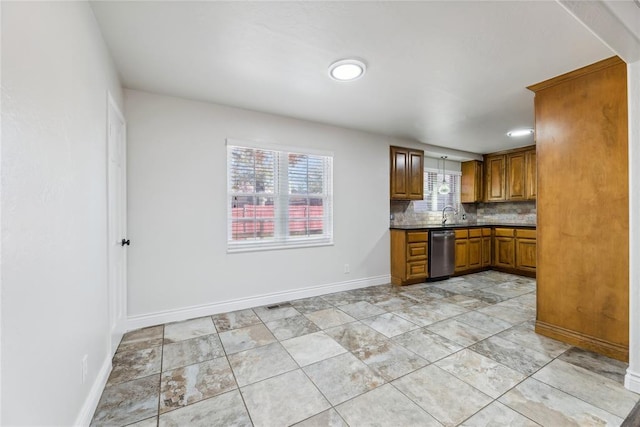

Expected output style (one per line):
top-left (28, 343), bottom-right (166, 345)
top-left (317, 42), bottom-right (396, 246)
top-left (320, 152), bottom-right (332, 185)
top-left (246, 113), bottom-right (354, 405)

top-left (389, 223), bottom-right (536, 230)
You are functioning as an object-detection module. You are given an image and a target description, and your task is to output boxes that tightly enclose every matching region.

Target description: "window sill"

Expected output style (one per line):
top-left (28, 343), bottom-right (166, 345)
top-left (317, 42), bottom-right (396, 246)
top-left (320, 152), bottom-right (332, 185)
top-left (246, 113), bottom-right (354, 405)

top-left (227, 239), bottom-right (334, 254)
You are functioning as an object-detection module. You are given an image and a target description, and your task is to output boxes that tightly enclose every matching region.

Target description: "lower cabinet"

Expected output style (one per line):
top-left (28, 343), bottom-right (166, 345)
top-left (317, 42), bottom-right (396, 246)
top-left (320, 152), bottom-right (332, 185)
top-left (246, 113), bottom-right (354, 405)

top-left (482, 229), bottom-right (492, 267)
top-left (493, 227), bottom-right (536, 276)
top-left (494, 228), bottom-right (516, 269)
top-left (454, 229), bottom-right (469, 273)
top-left (516, 229), bottom-right (537, 272)
top-left (390, 229), bottom-right (428, 285)
top-left (455, 228), bottom-right (491, 274)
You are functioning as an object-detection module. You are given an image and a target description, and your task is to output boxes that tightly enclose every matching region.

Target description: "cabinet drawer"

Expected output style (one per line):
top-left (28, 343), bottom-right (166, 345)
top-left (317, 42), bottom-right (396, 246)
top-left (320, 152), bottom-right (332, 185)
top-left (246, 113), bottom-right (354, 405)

top-left (407, 231), bottom-right (428, 243)
top-left (406, 261), bottom-right (428, 279)
top-left (469, 228), bottom-right (482, 238)
top-left (495, 228), bottom-right (515, 237)
top-left (482, 228), bottom-right (492, 237)
top-left (455, 229), bottom-right (468, 239)
top-left (516, 229), bottom-right (536, 239)
top-left (407, 242), bottom-right (428, 260)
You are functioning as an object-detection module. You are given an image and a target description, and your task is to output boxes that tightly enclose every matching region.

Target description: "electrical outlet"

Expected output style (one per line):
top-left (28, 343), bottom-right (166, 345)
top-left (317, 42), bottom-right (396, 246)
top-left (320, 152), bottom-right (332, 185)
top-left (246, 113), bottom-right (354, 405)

top-left (344, 264), bottom-right (350, 274)
top-left (82, 355), bottom-right (88, 384)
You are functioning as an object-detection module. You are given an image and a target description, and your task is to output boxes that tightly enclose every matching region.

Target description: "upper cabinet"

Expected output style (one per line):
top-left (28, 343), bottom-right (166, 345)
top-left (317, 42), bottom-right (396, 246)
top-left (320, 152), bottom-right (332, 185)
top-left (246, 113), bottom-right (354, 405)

top-left (483, 145), bottom-right (536, 202)
top-left (390, 146), bottom-right (424, 200)
top-left (461, 160), bottom-right (483, 203)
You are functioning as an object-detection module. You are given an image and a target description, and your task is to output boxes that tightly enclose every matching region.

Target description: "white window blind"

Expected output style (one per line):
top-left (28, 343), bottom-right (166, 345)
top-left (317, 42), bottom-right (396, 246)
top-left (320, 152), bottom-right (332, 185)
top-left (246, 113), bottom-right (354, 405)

top-left (414, 167), bottom-right (461, 211)
top-left (227, 141), bottom-right (333, 252)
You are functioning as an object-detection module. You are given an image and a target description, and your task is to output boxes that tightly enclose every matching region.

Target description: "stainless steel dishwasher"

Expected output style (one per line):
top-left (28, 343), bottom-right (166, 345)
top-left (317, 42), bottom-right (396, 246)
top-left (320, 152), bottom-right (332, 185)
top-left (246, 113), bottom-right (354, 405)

top-left (429, 230), bottom-right (456, 279)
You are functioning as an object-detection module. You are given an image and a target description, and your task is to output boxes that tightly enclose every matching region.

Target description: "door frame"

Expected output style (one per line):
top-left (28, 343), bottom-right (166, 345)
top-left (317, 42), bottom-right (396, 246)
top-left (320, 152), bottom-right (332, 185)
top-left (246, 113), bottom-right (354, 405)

top-left (107, 91), bottom-right (127, 356)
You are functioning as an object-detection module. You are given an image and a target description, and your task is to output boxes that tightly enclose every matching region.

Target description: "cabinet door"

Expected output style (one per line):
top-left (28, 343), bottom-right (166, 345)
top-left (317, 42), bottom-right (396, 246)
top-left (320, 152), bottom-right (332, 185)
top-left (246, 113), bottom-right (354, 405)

top-left (407, 150), bottom-right (424, 200)
top-left (516, 238), bottom-right (536, 272)
top-left (455, 239), bottom-right (469, 272)
top-left (485, 155), bottom-right (506, 201)
top-left (507, 152), bottom-right (526, 200)
top-left (482, 236), bottom-right (492, 267)
top-left (494, 237), bottom-right (515, 268)
top-left (525, 150), bottom-right (537, 200)
top-left (406, 260), bottom-right (428, 280)
top-left (390, 147), bottom-right (408, 199)
top-left (468, 237), bottom-right (482, 269)
top-left (461, 160), bottom-right (483, 203)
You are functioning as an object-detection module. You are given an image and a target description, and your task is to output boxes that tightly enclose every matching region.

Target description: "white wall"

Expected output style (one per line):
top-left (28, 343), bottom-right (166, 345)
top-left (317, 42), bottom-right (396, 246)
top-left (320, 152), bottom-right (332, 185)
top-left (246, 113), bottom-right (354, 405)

top-left (125, 89), bottom-right (411, 324)
top-left (1, 2), bottom-right (123, 425)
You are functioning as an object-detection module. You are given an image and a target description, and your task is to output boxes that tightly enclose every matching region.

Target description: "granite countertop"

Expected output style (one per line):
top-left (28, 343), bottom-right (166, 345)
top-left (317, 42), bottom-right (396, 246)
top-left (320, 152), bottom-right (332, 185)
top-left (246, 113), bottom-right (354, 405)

top-left (390, 223), bottom-right (536, 230)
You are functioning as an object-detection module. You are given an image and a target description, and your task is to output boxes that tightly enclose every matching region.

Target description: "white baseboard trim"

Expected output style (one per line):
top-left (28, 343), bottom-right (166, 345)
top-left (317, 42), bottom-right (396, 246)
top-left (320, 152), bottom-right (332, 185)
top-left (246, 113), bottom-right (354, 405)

top-left (625, 369), bottom-right (640, 393)
top-left (127, 274), bottom-right (391, 331)
top-left (74, 354), bottom-right (112, 427)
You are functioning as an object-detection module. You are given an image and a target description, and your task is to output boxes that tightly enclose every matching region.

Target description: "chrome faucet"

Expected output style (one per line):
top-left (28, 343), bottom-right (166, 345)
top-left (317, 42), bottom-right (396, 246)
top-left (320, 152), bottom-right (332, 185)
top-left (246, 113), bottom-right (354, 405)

top-left (442, 205), bottom-right (457, 225)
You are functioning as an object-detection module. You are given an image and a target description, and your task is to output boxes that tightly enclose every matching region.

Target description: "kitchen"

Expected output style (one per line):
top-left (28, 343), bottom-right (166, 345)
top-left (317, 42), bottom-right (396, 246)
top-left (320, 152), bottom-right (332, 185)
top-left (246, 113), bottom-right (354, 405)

top-left (3, 1), bottom-right (640, 426)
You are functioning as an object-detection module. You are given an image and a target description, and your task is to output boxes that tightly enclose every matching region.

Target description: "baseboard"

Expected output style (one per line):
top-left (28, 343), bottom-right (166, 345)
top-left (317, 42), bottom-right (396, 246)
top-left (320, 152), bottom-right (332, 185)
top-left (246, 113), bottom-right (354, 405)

top-left (127, 274), bottom-right (391, 331)
top-left (74, 354), bottom-right (112, 426)
top-left (625, 369), bottom-right (640, 393)
top-left (535, 320), bottom-right (628, 362)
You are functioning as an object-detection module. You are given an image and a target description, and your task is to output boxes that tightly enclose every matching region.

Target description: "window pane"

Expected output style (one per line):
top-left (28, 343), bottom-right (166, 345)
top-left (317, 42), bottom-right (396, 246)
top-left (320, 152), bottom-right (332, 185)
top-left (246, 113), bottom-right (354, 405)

top-left (289, 154), bottom-right (324, 195)
top-left (288, 197), bottom-right (325, 237)
top-left (230, 196), bottom-right (275, 241)
top-left (229, 147), bottom-right (276, 194)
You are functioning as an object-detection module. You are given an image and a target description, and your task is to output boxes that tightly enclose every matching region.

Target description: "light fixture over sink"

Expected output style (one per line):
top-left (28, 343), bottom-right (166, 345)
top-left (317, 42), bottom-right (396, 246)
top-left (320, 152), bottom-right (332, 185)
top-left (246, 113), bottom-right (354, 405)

top-left (438, 156), bottom-right (450, 195)
top-left (328, 59), bottom-right (367, 82)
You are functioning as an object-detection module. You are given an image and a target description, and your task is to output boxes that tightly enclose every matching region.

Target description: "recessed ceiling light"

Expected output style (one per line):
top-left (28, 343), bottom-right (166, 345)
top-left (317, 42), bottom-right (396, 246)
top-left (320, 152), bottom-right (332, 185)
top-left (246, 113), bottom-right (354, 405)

top-left (507, 128), bottom-right (534, 137)
top-left (328, 59), bottom-right (366, 82)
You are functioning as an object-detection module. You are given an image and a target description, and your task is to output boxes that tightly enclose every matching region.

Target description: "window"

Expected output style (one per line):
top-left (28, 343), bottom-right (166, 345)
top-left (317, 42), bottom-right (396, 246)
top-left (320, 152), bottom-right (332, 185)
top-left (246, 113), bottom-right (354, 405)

top-left (414, 167), bottom-right (461, 211)
top-left (227, 140), bottom-right (333, 252)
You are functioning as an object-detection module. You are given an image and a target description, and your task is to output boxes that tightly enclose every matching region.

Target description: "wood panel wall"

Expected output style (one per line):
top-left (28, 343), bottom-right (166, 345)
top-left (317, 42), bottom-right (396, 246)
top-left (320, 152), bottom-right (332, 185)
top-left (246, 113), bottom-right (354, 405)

top-left (528, 57), bottom-right (629, 361)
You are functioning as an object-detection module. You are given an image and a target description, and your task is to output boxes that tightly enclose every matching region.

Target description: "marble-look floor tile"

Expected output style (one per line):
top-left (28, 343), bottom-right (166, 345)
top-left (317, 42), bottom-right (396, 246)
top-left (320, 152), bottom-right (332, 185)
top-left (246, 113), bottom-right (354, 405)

top-left (335, 384), bottom-right (441, 427)
top-left (281, 331), bottom-right (347, 366)
top-left (455, 311), bottom-right (513, 334)
top-left (253, 304), bottom-right (301, 322)
top-left (492, 298), bottom-right (536, 318)
top-left (160, 357), bottom-right (236, 413)
top-left (108, 346), bottom-right (162, 386)
top-left (91, 375), bottom-right (160, 426)
top-left (481, 282), bottom-right (535, 298)
top-left (117, 325), bottom-right (164, 353)
top-left (125, 417), bottom-right (158, 427)
top-left (265, 314), bottom-right (320, 340)
top-left (162, 334), bottom-right (224, 371)
top-left (241, 369), bottom-right (331, 427)
top-left (321, 291), bottom-right (361, 306)
top-left (372, 295), bottom-right (417, 311)
top-left (360, 312), bottom-right (419, 337)
top-left (337, 301), bottom-right (386, 319)
top-left (324, 322), bottom-right (388, 353)
top-left (392, 365), bottom-right (493, 427)
top-left (532, 359), bottom-right (639, 418)
top-left (436, 349), bottom-right (525, 398)
top-left (511, 292), bottom-right (536, 308)
top-left (305, 308), bottom-right (356, 329)
top-left (163, 317), bottom-right (216, 344)
top-left (427, 319), bottom-right (493, 347)
top-left (304, 352), bottom-right (385, 405)
top-left (158, 390), bottom-right (251, 427)
top-left (499, 378), bottom-right (623, 426)
top-left (218, 323), bottom-right (276, 354)
top-left (497, 323), bottom-right (571, 358)
top-left (393, 301), bottom-right (466, 327)
top-left (470, 336), bottom-right (551, 376)
top-left (393, 328), bottom-right (463, 362)
top-left (460, 401), bottom-right (539, 426)
top-left (228, 341), bottom-right (298, 386)
top-left (211, 309), bottom-right (260, 332)
top-left (442, 294), bottom-right (491, 310)
top-left (354, 340), bottom-right (428, 381)
top-left (293, 408), bottom-right (347, 427)
top-left (291, 296), bottom-right (334, 314)
top-left (559, 347), bottom-right (629, 383)
top-left (459, 289), bottom-right (510, 304)
top-left (477, 304), bottom-right (532, 324)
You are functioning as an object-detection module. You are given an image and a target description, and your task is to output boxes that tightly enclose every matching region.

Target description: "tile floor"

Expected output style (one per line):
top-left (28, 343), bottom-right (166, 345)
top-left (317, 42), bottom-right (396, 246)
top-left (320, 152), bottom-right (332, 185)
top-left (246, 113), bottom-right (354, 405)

top-left (91, 271), bottom-right (639, 426)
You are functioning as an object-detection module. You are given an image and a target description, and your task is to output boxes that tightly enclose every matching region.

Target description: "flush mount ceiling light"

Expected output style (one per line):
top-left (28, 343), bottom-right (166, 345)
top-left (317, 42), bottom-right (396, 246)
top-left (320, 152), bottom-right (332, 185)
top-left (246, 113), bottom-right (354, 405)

top-left (328, 59), bottom-right (367, 82)
top-left (507, 128), bottom-right (534, 137)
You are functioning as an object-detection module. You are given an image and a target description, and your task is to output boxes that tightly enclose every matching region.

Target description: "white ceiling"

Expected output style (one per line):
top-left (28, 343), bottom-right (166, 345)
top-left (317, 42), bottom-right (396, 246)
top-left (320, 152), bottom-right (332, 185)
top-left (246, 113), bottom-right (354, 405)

top-left (90, 1), bottom-right (616, 155)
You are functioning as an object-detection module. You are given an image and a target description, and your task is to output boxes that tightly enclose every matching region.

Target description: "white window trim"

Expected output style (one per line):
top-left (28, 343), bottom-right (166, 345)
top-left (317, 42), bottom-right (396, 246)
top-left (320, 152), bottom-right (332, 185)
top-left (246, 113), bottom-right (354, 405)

top-left (226, 139), bottom-right (334, 253)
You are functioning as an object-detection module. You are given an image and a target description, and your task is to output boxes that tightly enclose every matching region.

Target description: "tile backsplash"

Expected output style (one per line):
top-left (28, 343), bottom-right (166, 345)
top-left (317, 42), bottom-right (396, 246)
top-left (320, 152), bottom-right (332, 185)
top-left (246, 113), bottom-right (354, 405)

top-left (390, 200), bottom-right (536, 226)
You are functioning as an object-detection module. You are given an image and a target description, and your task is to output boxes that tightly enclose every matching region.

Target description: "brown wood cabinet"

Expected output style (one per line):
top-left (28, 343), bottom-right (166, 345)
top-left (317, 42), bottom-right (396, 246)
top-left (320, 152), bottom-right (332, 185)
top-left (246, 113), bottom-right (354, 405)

top-left (461, 160), bottom-right (483, 203)
top-left (484, 146), bottom-right (536, 202)
top-left (454, 229), bottom-right (469, 273)
top-left (515, 229), bottom-right (536, 272)
top-left (493, 228), bottom-right (516, 269)
top-left (482, 228), bottom-right (492, 267)
top-left (468, 229), bottom-right (483, 269)
top-left (390, 229), bottom-right (428, 285)
top-left (484, 155), bottom-right (506, 202)
top-left (390, 146), bottom-right (424, 200)
top-left (529, 56), bottom-right (629, 361)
